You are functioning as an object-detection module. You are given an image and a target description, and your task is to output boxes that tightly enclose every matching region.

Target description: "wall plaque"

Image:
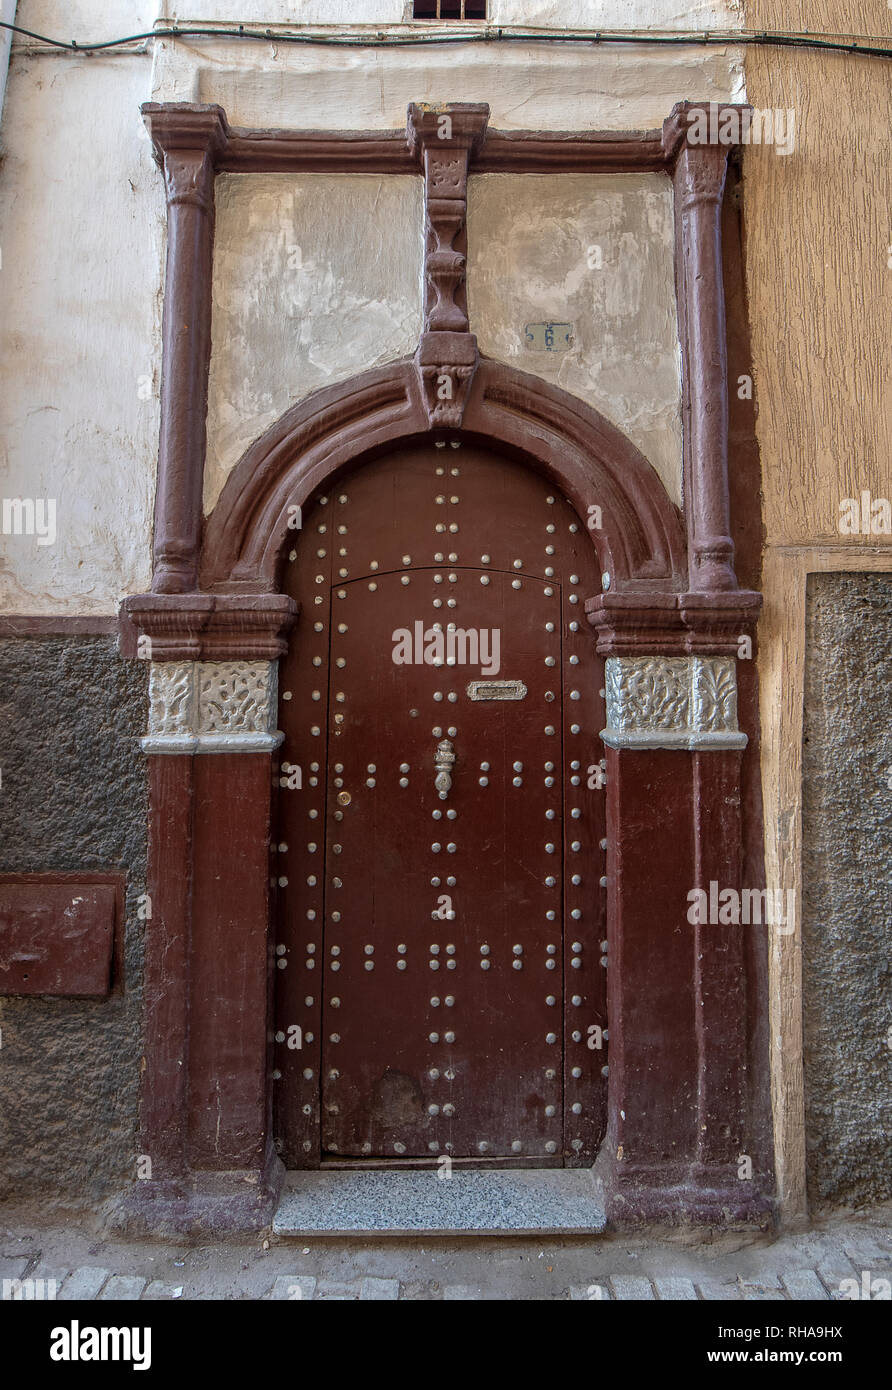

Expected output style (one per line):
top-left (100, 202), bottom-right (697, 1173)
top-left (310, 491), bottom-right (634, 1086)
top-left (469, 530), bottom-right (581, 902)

top-left (466, 679), bottom-right (527, 701)
top-left (524, 322), bottom-right (573, 352)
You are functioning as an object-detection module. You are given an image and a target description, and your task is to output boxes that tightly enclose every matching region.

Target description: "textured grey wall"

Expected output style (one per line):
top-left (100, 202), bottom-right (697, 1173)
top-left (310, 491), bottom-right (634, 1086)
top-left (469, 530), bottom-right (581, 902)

top-left (802, 574), bottom-right (892, 1209)
top-left (0, 637), bottom-right (147, 1206)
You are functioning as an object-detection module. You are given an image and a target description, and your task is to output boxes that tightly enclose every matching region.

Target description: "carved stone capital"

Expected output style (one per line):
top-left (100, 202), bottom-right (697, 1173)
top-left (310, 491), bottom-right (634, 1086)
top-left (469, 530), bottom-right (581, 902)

top-left (586, 590), bottom-right (762, 657)
top-left (602, 655), bottom-right (746, 750)
top-left (142, 103), bottom-right (227, 211)
top-left (142, 660), bottom-right (282, 754)
top-left (121, 592), bottom-right (298, 662)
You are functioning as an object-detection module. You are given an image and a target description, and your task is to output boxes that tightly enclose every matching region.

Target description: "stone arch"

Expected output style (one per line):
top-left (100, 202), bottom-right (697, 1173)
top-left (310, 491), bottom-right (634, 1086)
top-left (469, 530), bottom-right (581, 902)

top-left (200, 357), bottom-right (687, 595)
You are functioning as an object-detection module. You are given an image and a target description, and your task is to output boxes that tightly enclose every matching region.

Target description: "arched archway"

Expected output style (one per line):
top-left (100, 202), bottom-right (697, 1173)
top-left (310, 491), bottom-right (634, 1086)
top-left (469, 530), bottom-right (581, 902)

top-left (122, 359), bottom-right (769, 1235)
top-left (199, 356), bottom-right (687, 597)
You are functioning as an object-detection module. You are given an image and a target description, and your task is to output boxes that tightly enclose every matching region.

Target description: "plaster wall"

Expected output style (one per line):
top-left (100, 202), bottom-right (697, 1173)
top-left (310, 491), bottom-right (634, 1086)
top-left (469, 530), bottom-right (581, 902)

top-left (205, 170), bottom-right (682, 510)
top-left (0, 53), bottom-right (163, 614)
top-left (467, 171), bottom-right (682, 506)
top-left (161, 2), bottom-right (744, 27)
top-left (205, 174), bottom-right (424, 512)
top-left (152, 39), bottom-right (744, 132)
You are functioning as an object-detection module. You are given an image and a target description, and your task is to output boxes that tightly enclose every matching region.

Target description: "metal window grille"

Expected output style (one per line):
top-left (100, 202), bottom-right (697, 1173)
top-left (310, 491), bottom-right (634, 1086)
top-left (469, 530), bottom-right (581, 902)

top-left (413, 2), bottom-right (487, 18)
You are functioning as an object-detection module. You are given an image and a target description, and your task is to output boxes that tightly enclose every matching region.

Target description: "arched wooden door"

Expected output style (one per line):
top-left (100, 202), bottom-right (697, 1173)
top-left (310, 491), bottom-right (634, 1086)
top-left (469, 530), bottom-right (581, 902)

top-left (274, 442), bottom-right (606, 1168)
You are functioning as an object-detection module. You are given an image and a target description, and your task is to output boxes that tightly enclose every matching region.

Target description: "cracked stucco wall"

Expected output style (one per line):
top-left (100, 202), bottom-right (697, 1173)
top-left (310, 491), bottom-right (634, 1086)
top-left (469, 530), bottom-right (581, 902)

top-left (204, 174), bottom-right (424, 513)
top-left (467, 172), bottom-right (682, 507)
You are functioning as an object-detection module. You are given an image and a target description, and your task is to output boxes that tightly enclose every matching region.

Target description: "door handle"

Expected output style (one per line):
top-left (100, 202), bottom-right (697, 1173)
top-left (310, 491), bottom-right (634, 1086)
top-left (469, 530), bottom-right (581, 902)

top-left (434, 737), bottom-right (455, 800)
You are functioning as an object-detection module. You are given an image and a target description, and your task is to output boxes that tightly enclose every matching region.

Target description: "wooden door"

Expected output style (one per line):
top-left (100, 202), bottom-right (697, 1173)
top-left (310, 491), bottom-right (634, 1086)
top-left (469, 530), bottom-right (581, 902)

top-left (274, 443), bottom-right (606, 1166)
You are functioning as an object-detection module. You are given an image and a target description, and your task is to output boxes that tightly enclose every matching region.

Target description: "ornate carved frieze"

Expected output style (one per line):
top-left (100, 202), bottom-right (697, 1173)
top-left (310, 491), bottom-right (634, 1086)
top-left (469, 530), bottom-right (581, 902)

top-left (602, 655), bottom-right (745, 750)
top-left (142, 661), bottom-right (282, 754)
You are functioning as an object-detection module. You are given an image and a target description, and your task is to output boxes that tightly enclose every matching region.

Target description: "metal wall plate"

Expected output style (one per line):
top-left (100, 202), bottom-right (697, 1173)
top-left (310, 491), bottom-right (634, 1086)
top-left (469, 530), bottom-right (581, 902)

top-left (466, 679), bottom-right (528, 701)
top-left (524, 322), bottom-right (573, 352)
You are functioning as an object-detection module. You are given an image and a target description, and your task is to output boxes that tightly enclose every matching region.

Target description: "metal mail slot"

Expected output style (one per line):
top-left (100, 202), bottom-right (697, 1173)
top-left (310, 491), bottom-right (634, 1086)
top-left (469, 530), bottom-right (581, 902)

top-left (466, 679), bottom-right (528, 701)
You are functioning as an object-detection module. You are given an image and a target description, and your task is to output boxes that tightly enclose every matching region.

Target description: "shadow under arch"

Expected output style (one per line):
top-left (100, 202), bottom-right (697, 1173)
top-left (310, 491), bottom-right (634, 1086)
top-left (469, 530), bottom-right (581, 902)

top-left (200, 357), bottom-right (687, 595)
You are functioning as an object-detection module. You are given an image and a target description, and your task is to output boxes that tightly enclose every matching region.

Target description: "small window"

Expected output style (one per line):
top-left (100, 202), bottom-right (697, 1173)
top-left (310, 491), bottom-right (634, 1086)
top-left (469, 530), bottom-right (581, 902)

top-left (413, 1), bottom-right (487, 18)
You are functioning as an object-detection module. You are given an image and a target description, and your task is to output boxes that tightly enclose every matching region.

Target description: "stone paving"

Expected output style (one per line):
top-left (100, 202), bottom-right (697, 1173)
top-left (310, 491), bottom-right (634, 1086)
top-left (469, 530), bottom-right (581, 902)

top-left (0, 1201), bottom-right (890, 1301)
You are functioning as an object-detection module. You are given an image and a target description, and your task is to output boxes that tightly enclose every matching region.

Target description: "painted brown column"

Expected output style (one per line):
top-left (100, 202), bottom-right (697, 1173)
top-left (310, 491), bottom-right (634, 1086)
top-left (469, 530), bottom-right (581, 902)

top-left (691, 749), bottom-right (747, 1174)
top-left (143, 104), bottom-right (226, 594)
top-left (138, 755), bottom-right (194, 1180)
top-left (188, 751), bottom-right (275, 1171)
top-left (664, 105), bottom-right (740, 594)
top-left (588, 642), bottom-right (771, 1224)
top-left (118, 654), bottom-right (288, 1234)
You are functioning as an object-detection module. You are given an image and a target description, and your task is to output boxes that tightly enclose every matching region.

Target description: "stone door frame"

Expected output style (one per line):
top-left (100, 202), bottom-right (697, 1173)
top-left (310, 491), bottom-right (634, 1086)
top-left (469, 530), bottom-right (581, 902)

top-left (116, 100), bottom-right (771, 1233)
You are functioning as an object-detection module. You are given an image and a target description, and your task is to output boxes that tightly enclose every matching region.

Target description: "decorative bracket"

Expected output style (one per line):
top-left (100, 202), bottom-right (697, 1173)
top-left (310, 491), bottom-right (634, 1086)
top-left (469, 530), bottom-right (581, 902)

top-left (407, 103), bottom-right (489, 427)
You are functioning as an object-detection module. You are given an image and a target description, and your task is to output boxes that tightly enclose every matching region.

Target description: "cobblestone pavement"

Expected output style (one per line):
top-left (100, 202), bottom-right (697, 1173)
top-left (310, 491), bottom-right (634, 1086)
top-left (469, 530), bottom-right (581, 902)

top-left (1, 1202), bottom-right (890, 1301)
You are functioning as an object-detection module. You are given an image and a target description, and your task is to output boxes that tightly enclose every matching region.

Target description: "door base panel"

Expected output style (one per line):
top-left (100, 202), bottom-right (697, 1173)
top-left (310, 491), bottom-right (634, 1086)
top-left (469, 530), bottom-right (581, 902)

top-left (273, 1167), bottom-right (607, 1236)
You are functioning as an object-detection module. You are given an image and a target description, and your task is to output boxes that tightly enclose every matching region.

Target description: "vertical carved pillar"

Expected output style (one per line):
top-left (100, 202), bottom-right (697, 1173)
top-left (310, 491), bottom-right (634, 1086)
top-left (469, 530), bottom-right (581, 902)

top-left (664, 105), bottom-right (740, 594)
top-left (407, 103), bottom-right (489, 427)
top-left (142, 104), bottom-right (226, 594)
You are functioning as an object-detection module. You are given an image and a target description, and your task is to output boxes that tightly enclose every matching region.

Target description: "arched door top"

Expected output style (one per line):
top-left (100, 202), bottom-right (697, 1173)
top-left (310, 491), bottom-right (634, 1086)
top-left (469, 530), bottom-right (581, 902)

top-left (200, 357), bottom-right (687, 596)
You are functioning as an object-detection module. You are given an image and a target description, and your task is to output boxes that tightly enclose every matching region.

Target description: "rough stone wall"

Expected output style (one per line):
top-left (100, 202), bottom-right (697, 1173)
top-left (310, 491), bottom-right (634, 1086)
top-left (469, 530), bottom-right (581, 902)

top-left (0, 638), bottom-right (148, 1206)
top-left (801, 574), bottom-right (892, 1209)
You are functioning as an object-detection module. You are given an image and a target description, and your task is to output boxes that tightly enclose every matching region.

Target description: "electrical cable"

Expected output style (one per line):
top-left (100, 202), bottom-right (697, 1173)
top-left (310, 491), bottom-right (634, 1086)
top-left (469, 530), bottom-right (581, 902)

top-left (1, 20), bottom-right (892, 61)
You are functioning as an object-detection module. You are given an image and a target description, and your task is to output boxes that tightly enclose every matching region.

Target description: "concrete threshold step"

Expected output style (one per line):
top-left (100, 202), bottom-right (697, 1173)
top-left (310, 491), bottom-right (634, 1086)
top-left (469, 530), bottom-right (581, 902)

top-left (273, 1168), bottom-right (606, 1236)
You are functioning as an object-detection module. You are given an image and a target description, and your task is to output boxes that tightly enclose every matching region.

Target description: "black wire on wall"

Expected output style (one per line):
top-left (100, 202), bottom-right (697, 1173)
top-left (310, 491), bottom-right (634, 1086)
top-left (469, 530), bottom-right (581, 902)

top-left (1, 21), bottom-right (892, 60)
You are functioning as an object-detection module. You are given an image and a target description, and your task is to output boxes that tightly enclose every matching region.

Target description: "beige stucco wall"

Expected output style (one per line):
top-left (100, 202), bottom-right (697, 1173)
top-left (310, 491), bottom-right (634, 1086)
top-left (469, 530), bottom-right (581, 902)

top-left (741, 0), bottom-right (892, 1221)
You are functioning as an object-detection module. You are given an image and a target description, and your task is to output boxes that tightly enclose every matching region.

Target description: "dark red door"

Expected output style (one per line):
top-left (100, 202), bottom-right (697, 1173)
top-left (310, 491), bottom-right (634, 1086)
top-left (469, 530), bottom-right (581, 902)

top-left (274, 443), bottom-right (606, 1166)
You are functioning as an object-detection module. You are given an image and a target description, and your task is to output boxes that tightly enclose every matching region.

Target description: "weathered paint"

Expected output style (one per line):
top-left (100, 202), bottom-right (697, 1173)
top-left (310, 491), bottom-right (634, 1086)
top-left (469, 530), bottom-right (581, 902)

top-left (467, 172), bottom-right (682, 506)
top-left (152, 38), bottom-right (745, 132)
top-left (0, 54), bottom-right (162, 614)
top-left (205, 174), bottom-right (424, 513)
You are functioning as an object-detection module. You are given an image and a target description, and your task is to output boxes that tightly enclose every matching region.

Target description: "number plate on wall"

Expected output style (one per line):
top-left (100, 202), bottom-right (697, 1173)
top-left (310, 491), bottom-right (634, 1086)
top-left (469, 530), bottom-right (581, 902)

top-left (524, 322), bottom-right (573, 351)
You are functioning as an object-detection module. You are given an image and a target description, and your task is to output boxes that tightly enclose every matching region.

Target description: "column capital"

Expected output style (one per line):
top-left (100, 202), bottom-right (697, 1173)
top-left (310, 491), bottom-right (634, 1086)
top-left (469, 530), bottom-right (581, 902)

top-left (662, 102), bottom-right (753, 170)
top-left (142, 104), bottom-right (228, 212)
top-left (121, 591), bottom-right (298, 662)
